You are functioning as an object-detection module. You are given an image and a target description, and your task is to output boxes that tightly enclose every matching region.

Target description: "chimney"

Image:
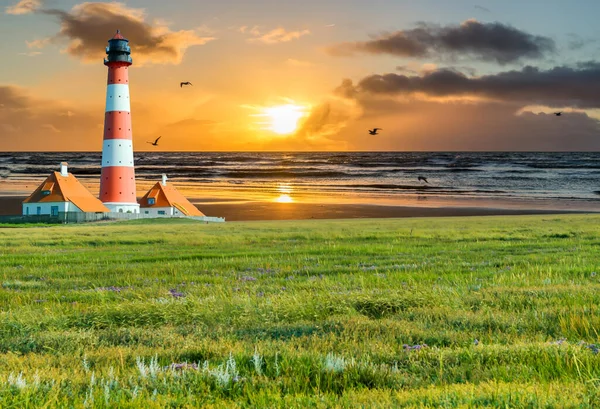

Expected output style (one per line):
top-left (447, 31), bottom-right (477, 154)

top-left (162, 174), bottom-right (168, 186)
top-left (60, 162), bottom-right (68, 177)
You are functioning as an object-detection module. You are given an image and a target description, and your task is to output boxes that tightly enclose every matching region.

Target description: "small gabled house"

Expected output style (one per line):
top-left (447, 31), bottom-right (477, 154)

top-left (138, 174), bottom-right (204, 217)
top-left (22, 162), bottom-right (109, 216)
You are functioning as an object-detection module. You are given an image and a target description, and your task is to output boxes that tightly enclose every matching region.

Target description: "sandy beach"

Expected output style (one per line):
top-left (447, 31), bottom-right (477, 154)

top-left (0, 196), bottom-right (592, 221)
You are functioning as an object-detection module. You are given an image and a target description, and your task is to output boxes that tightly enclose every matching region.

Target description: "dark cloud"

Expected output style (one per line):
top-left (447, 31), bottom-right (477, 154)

top-left (566, 33), bottom-right (595, 51)
top-left (27, 2), bottom-right (214, 64)
top-left (327, 19), bottom-right (555, 64)
top-left (347, 62), bottom-right (600, 108)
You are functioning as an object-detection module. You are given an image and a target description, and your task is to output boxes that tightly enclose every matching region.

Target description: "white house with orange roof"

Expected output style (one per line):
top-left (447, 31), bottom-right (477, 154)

top-left (22, 162), bottom-right (109, 216)
top-left (138, 174), bottom-right (205, 217)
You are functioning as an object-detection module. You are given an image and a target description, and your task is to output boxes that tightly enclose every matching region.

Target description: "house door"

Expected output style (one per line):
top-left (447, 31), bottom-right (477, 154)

top-left (36, 206), bottom-right (41, 215)
top-left (51, 206), bottom-right (59, 216)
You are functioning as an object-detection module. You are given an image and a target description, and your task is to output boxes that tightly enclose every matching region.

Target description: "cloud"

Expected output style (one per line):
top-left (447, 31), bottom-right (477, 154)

top-left (18, 51), bottom-right (42, 57)
top-left (290, 97), bottom-right (362, 148)
top-left (5, 0), bottom-right (41, 15)
top-left (474, 5), bottom-right (491, 13)
top-left (566, 33), bottom-right (595, 51)
top-left (286, 58), bottom-right (314, 67)
top-left (0, 85), bottom-right (102, 150)
top-left (327, 19), bottom-right (555, 64)
top-left (246, 27), bottom-right (310, 44)
top-left (25, 2), bottom-right (215, 64)
top-left (345, 62), bottom-right (600, 108)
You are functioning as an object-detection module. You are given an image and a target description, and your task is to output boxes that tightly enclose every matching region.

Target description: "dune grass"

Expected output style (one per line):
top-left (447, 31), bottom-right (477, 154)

top-left (1, 214), bottom-right (600, 407)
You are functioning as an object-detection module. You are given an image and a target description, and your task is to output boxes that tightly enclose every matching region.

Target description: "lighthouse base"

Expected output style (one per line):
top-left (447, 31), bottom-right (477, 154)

top-left (102, 202), bottom-right (140, 213)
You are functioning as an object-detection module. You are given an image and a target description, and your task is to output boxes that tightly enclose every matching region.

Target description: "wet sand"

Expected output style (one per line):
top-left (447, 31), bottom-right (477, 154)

top-left (1, 196), bottom-right (593, 222)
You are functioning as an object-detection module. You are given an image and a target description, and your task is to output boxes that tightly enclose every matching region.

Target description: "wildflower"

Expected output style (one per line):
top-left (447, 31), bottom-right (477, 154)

top-left (240, 276), bottom-right (257, 282)
top-left (252, 347), bottom-right (263, 375)
top-left (323, 353), bottom-right (348, 373)
top-left (403, 344), bottom-right (428, 351)
top-left (167, 362), bottom-right (199, 371)
top-left (169, 289), bottom-right (185, 298)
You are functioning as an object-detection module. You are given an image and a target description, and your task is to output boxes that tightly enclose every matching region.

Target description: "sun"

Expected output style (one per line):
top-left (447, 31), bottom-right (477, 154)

top-left (261, 104), bottom-right (307, 135)
top-left (275, 194), bottom-right (294, 203)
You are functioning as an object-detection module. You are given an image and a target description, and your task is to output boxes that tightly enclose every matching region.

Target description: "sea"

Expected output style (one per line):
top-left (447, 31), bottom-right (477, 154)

top-left (1, 151), bottom-right (599, 210)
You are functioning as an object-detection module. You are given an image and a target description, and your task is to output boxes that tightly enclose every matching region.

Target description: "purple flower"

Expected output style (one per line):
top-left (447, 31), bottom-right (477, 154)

top-left (169, 289), bottom-right (185, 298)
top-left (240, 276), bottom-right (257, 282)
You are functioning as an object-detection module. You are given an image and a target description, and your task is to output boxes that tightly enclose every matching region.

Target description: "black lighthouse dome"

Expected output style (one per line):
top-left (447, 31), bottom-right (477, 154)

top-left (104, 30), bottom-right (132, 65)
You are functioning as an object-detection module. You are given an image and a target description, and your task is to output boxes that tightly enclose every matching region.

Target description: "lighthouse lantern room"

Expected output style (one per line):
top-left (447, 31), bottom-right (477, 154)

top-left (99, 30), bottom-right (139, 213)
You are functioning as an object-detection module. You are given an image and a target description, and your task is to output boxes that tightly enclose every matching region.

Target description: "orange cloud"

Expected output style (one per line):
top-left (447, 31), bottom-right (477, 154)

top-left (246, 27), bottom-right (310, 44)
top-left (26, 2), bottom-right (215, 65)
top-left (5, 0), bottom-right (41, 15)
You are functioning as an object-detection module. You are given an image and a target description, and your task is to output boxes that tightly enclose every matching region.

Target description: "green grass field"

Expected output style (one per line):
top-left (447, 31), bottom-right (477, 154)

top-left (1, 214), bottom-right (600, 408)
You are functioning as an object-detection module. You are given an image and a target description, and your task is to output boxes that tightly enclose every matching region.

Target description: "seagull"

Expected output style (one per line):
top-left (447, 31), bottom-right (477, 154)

top-left (147, 136), bottom-right (161, 146)
top-left (180, 82), bottom-right (193, 88)
top-left (368, 128), bottom-right (382, 135)
top-left (554, 112), bottom-right (562, 116)
top-left (418, 176), bottom-right (429, 184)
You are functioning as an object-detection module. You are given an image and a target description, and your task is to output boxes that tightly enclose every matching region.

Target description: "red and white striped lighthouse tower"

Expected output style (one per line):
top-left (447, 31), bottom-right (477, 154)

top-left (99, 30), bottom-right (139, 213)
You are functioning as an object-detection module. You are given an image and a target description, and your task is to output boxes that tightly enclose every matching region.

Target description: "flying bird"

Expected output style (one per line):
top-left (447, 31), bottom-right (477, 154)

top-left (180, 82), bottom-right (193, 88)
top-left (418, 176), bottom-right (429, 184)
top-left (368, 128), bottom-right (382, 135)
top-left (554, 112), bottom-right (562, 116)
top-left (147, 136), bottom-right (161, 146)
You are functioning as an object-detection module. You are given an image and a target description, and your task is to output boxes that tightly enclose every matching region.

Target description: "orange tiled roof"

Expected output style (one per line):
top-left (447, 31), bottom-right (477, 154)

top-left (23, 172), bottom-right (110, 213)
top-left (138, 182), bottom-right (204, 216)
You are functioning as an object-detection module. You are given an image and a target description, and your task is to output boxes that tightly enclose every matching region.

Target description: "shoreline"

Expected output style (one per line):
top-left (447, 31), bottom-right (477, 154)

top-left (1, 196), bottom-right (595, 222)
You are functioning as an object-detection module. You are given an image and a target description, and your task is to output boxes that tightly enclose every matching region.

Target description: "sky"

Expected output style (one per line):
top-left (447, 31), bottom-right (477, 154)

top-left (1, 0), bottom-right (600, 151)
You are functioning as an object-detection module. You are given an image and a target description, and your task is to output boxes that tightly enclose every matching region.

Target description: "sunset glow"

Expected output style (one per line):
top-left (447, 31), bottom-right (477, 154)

top-left (275, 194), bottom-right (294, 203)
top-left (2, 0), bottom-right (599, 151)
top-left (260, 104), bottom-right (308, 135)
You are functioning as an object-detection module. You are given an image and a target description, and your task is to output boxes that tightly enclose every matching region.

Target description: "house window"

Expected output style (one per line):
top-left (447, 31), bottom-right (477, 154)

top-left (144, 211), bottom-right (149, 214)
top-left (42, 190), bottom-right (51, 196)
top-left (158, 210), bottom-right (166, 215)
top-left (147, 198), bottom-right (155, 205)
top-left (51, 206), bottom-right (59, 216)
top-left (36, 206), bottom-right (41, 215)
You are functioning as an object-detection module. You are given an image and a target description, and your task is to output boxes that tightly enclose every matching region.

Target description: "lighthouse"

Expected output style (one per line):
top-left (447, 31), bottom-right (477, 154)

top-left (99, 30), bottom-right (139, 213)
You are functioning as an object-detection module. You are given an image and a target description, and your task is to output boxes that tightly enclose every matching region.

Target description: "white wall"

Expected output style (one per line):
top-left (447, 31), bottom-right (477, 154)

top-left (22, 202), bottom-right (82, 216)
top-left (140, 207), bottom-right (185, 217)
